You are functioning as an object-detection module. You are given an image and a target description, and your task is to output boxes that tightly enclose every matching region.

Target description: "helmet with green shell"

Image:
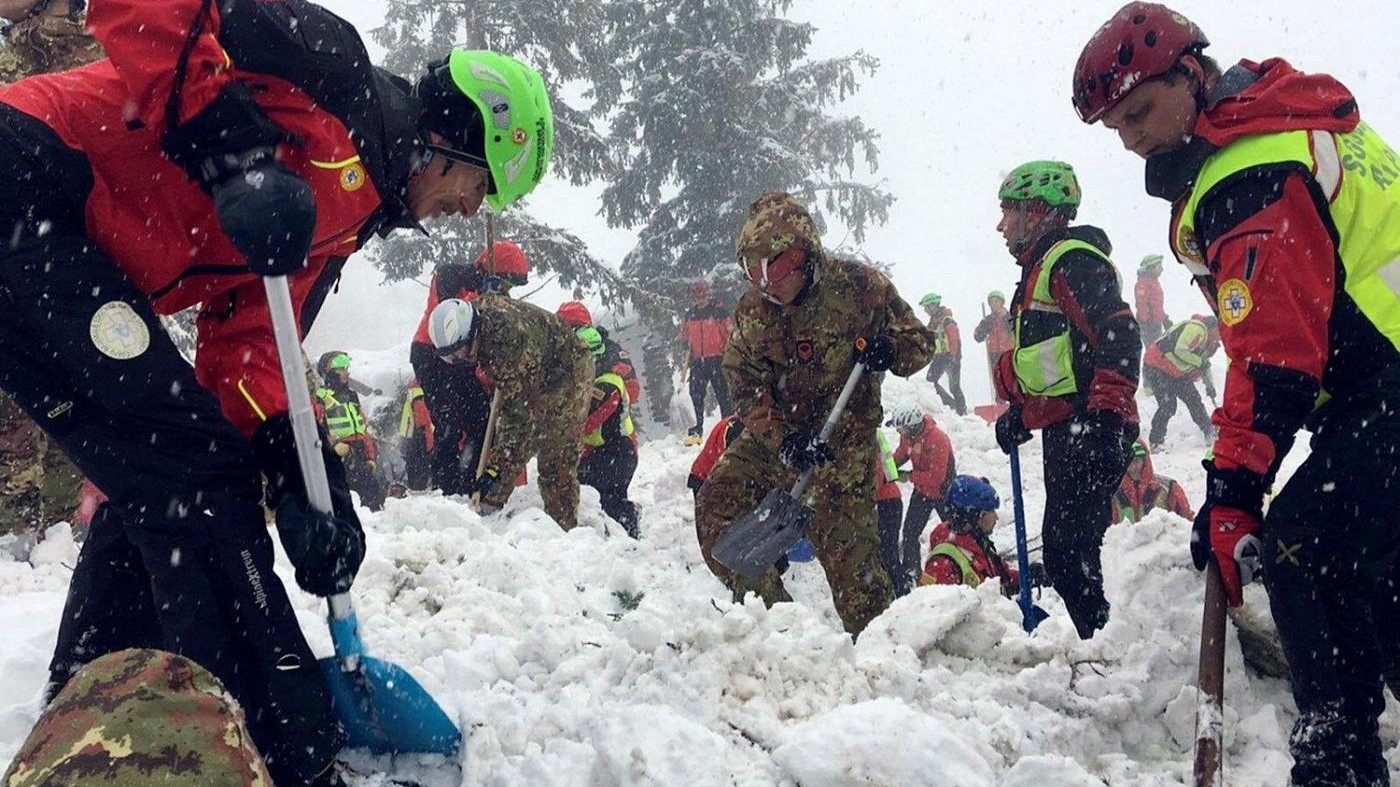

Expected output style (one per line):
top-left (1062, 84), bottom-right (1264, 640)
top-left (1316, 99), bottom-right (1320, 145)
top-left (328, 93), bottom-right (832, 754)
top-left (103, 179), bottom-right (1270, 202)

top-left (998, 161), bottom-right (1082, 208)
top-left (1139, 254), bottom-right (1165, 272)
top-left (576, 326), bottom-right (606, 357)
top-left (919, 292), bottom-right (942, 308)
top-left (416, 49), bottom-right (555, 213)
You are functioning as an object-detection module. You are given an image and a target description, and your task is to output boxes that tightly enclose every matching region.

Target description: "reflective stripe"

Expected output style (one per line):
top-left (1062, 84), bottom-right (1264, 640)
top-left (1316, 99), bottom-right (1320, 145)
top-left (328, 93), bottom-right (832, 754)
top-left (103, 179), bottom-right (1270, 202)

top-left (1312, 129), bottom-right (1342, 201)
top-left (582, 373), bottom-right (634, 447)
top-left (926, 542), bottom-right (981, 587)
top-left (238, 379), bottom-right (268, 422)
top-left (317, 388), bottom-right (368, 441)
top-left (1381, 256), bottom-right (1400, 299)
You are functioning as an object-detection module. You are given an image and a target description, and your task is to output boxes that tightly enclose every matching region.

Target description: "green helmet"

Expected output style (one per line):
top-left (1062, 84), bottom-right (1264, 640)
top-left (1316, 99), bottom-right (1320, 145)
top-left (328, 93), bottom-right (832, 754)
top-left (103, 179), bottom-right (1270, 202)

top-left (919, 292), bottom-right (941, 307)
top-left (318, 351), bottom-right (351, 375)
top-left (987, 290), bottom-right (1006, 302)
top-left (998, 161), bottom-right (1081, 208)
top-left (417, 49), bottom-right (555, 213)
top-left (576, 326), bottom-right (605, 357)
top-left (1140, 254), bottom-right (1164, 271)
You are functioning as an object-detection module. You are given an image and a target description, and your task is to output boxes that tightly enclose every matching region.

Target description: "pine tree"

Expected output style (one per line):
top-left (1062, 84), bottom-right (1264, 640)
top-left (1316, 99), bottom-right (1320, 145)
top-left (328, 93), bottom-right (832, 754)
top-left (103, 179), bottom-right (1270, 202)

top-left (366, 2), bottom-right (641, 307)
top-left (603, 0), bottom-right (894, 303)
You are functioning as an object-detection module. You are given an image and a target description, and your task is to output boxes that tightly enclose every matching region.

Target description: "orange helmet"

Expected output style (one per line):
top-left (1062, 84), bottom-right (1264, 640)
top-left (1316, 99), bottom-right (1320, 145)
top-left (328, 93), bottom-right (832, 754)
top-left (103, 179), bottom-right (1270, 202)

top-left (556, 300), bottom-right (593, 327)
top-left (473, 241), bottom-right (529, 285)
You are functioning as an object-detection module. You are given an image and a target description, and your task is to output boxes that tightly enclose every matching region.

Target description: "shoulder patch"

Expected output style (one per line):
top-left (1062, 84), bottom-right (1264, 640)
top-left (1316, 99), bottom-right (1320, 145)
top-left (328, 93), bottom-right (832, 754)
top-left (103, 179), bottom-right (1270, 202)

top-left (90, 301), bottom-right (151, 360)
top-left (1217, 279), bottom-right (1253, 326)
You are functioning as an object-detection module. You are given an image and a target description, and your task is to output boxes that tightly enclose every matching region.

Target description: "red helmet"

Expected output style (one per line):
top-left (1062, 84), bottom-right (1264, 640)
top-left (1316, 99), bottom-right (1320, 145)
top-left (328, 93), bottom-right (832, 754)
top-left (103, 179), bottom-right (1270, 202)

top-left (690, 280), bottom-right (711, 298)
top-left (556, 300), bottom-right (593, 327)
top-left (473, 241), bottom-right (529, 285)
top-left (1072, 2), bottom-right (1209, 124)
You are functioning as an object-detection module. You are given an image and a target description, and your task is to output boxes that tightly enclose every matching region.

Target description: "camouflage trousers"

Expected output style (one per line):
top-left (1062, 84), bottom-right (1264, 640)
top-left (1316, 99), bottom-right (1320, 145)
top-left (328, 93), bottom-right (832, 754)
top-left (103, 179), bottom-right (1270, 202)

top-left (0, 393), bottom-right (82, 539)
top-left (483, 357), bottom-right (593, 530)
top-left (695, 427), bottom-right (893, 636)
top-left (3, 649), bottom-right (273, 787)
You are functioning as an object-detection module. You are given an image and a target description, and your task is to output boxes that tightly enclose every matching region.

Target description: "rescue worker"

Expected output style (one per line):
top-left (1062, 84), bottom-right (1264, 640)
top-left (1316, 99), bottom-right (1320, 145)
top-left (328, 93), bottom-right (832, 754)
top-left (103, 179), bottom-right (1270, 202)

top-left (577, 328), bottom-right (640, 538)
top-left (427, 295), bottom-right (592, 529)
top-left (887, 403), bottom-right (956, 592)
top-left (992, 160), bottom-right (1140, 640)
top-left (314, 351), bottom-right (385, 511)
top-left (1074, 5), bottom-right (1400, 780)
top-left (410, 241), bottom-right (530, 494)
top-left (973, 290), bottom-right (1014, 404)
top-left (695, 191), bottom-right (936, 636)
top-left (2, 648), bottom-right (274, 786)
top-left (0, 0), bottom-right (102, 550)
top-left (398, 378), bottom-right (434, 491)
top-left (557, 300), bottom-right (641, 405)
top-left (1111, 439), bottom-right (1194, 524)
top-left (680, 280), bottom-right (733, 444)
top-left (1143, 314), bottom-right (1220, 449)
top-left (1135, 254), bottom-right (1171, 346)
top-left (0, 0), bottom-right (556, 779)
top-left (873, 429), bottom-right (907, 596)
top-left (688, 414), bottom-right (743, 497)
top-left (920, 293), bottom-right (967, 415)
top-left (920, 475), bottom-right (1019, 594)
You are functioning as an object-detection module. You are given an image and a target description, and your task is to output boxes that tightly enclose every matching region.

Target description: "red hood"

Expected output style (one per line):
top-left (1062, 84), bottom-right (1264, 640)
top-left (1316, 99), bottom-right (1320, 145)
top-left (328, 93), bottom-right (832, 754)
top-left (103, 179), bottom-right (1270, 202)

top-left (1195, 59), bottom-right (1358, 148)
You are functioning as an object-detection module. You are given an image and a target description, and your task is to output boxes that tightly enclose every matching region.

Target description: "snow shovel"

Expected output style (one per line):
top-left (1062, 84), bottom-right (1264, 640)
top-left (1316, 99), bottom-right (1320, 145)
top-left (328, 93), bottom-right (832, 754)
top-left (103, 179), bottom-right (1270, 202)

top-left (264, 275), bottom-right (461, 756)
top-left (712, 361), bottom-right (866, 578)
top-left (1008, 445), bottom-right (1050, 633)
top-left (1193, 561), bottom-right (1228, 787)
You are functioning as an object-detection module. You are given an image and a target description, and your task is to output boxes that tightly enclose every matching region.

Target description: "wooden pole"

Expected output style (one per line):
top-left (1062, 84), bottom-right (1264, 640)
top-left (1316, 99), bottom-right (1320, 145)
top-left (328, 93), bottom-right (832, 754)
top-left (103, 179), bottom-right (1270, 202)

top-left (1194, 562), bottom-right (1228, 787)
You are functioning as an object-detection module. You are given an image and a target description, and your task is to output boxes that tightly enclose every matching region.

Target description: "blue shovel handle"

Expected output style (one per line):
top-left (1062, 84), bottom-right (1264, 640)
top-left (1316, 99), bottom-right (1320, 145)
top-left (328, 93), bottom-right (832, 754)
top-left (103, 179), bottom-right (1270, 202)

top-left (1009, 445), bottom-right (1049, 633)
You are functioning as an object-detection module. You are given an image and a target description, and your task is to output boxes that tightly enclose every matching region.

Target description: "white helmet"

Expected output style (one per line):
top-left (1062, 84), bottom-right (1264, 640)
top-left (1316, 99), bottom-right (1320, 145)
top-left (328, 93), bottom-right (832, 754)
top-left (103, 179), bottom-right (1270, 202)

top-left (428, 298), bottom-right (477, 357)
top-left (885, 403), bottom-right (923, 430)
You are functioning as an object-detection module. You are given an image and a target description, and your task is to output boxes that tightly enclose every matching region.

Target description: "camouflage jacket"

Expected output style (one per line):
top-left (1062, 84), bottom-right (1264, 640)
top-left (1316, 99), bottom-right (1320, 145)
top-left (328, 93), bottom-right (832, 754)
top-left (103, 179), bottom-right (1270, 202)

top-left (724, 255), bottom-right (935, 451)
top-left (474, 293), bottom-right (592, 467)
top-left (0, 11), bottom-right (104, 85)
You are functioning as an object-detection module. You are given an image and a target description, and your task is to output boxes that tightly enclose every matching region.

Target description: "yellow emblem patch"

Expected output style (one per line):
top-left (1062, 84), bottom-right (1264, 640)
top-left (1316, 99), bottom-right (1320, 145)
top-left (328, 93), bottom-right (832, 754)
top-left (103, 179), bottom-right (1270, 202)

top-left (340, 162), bottom-right (367, 192)
top-left (1217, 279), bottom-right (1253, 326)
top-left (1175, 224), bottom-right (1204, 265)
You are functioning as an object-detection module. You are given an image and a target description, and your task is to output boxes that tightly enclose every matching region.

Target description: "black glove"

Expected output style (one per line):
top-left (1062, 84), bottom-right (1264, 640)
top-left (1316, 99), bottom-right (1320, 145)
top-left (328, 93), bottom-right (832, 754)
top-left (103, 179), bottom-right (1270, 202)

top-left (1026, 562), bottom-right (1050, 589)
top-left (778, 431), bottom-right (834, 472)
top-left (1079, 410), bottom-right (1138, 457)
top-left (1204, 381), bottom-right (1218, 400)
top-left (1190, 461), bottom-right (1269, 572)
top-left (253, 414), bottom-right (365, 597)
top-left (471, 466), bottom-right (502, 499)
top-left (854, 335), bottom-right (897, 373)
top-left (994, 405), bottom-right (1032, 454)
top-left (163, 83), bottom-right (316, 277)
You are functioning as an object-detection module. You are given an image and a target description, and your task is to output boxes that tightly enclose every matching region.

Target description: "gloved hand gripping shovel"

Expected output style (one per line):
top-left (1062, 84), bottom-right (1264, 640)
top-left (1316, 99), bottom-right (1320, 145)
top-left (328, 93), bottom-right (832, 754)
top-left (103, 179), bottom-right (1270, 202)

top-left (1009, 444), bottom-right (1050, 632)
top-left (264, 275), bottom-right (461, 756)
top-left (712, 362), bottom-right (866, 578)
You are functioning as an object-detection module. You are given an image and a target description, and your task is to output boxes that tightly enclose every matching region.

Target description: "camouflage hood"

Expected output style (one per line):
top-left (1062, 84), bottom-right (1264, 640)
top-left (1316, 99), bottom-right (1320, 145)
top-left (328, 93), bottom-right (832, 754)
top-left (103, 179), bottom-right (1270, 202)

top-left (735, 191), bottom-right (827, 281)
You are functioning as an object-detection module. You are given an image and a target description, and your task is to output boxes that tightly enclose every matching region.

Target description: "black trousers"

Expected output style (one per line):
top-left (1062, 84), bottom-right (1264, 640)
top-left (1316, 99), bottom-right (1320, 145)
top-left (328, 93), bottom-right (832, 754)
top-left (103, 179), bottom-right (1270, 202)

top-left (687, 355), bottom-right (731, 435)
top-left (0, 168), bottom-right (342, 787)
top-left (579, 444), bottom-right (639, 537)
top-left (411, 341), bottom-right (492, 494)
top-left (403, 431), bottom-right (432, 490)
top-left (1263, 414), bottom-right (1400, 787)
top-left (1146, 367), bottom-right (1212, 445)
top-left (925, 355), bottom-right (967, 415)
top-left (343, 442), bottom-right (385, 511)
top-left (903, 490), bottom-right (944, 588)
top-left (1040, 417), bottom-right (1134, 640)
top-left (876, 498), bottom-right (907, 596)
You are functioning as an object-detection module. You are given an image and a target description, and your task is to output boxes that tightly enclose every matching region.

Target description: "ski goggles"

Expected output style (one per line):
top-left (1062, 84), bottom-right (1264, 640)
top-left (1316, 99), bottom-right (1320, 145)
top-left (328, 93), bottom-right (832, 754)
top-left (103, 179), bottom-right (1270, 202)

top-left (744, 247), bottom-right (806, 291)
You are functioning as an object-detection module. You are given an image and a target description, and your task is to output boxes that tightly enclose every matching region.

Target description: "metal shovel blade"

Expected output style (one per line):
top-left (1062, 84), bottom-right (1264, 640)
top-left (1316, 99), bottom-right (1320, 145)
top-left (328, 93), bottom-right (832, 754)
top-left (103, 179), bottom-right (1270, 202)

top-left (712, 488), bottom-right (814, 579)
top-left (318, 656), bottom-right (462, 756)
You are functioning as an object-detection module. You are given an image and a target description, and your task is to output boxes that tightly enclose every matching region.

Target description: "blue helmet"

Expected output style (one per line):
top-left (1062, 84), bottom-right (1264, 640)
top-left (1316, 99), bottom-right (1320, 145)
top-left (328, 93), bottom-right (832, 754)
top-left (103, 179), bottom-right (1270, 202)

top-left (946, 475), bottom-right (1000, 513)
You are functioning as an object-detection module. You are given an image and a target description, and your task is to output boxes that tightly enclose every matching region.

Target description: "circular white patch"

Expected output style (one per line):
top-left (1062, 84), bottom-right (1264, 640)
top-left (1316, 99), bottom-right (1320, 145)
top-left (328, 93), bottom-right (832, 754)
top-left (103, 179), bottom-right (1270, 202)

top-left (89, 301), bottom-right (151, 360)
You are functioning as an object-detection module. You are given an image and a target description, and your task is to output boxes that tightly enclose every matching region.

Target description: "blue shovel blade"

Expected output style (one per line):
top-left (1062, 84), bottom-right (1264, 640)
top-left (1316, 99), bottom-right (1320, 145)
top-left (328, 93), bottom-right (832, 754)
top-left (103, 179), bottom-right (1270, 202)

top-left (319, 655), bottom-right (461, 756)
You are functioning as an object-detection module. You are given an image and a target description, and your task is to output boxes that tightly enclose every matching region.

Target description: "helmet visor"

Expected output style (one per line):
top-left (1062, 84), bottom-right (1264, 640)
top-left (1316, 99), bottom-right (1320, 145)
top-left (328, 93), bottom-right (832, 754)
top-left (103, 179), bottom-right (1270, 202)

top-left (746, 248), bottom-right (806, 291)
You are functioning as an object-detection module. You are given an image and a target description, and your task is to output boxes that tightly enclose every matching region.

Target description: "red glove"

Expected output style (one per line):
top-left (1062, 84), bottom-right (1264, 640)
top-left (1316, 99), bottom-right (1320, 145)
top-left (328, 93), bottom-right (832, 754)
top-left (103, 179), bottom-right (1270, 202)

top-left (1192, 505), bottom-right (1263, 607)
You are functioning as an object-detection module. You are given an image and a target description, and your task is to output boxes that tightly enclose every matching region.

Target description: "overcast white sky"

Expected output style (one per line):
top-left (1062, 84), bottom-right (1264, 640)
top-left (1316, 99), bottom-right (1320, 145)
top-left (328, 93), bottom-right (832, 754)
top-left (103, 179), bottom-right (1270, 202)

top-left (309, 0), bottom-right (1400, 399)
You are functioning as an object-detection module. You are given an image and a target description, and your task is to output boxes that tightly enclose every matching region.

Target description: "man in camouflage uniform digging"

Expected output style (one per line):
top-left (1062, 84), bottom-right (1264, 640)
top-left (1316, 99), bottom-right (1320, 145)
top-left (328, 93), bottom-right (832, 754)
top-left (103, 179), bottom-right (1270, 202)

top-left (0, 0), bottom-right (103, 546)
top-left (429, 293), bottom-right (594, 529)
top-left (695, 192), bottom-right (935, 636)
top-left (3, 648), bottom-right (272, 786)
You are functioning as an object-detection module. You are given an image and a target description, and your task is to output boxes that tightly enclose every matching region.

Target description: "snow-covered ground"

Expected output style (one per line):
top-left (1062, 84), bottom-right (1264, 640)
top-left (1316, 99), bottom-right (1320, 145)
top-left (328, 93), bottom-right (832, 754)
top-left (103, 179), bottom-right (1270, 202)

top-left (1, 374), bottom-right (1396, 786)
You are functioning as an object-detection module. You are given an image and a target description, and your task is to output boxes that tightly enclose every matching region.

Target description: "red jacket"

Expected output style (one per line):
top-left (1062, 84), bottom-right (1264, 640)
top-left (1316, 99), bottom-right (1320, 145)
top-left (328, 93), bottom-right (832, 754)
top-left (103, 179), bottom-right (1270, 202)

top-left (0, 0), bottom-right (416, 436)
top-left (1156, 59), bottom-right (1394, 480)
top-left (680, 300), bottom-right (732, 360)
top-left (920, 524), bottom-right (1018, 590)
top-left (1112, 451), bottom-right (1194, 524)
top-left (893, 415), bottom-right (954, 499)
top-left (973, 309), bottom-right (1013, 356)
top-left (1134, 275), bottom-right (1166, 327)
top-left (688, 415), bottom-right (742, 492)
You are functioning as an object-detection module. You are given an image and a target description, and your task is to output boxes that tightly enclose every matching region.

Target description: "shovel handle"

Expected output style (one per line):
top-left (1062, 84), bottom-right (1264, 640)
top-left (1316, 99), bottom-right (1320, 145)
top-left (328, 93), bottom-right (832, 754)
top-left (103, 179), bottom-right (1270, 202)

top-left (1009, 444), bottom-right (1045, 632)
top-left (263, 275), bottom-right (359, 669)
top-left (789, 361), bottom-right (866, 501)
